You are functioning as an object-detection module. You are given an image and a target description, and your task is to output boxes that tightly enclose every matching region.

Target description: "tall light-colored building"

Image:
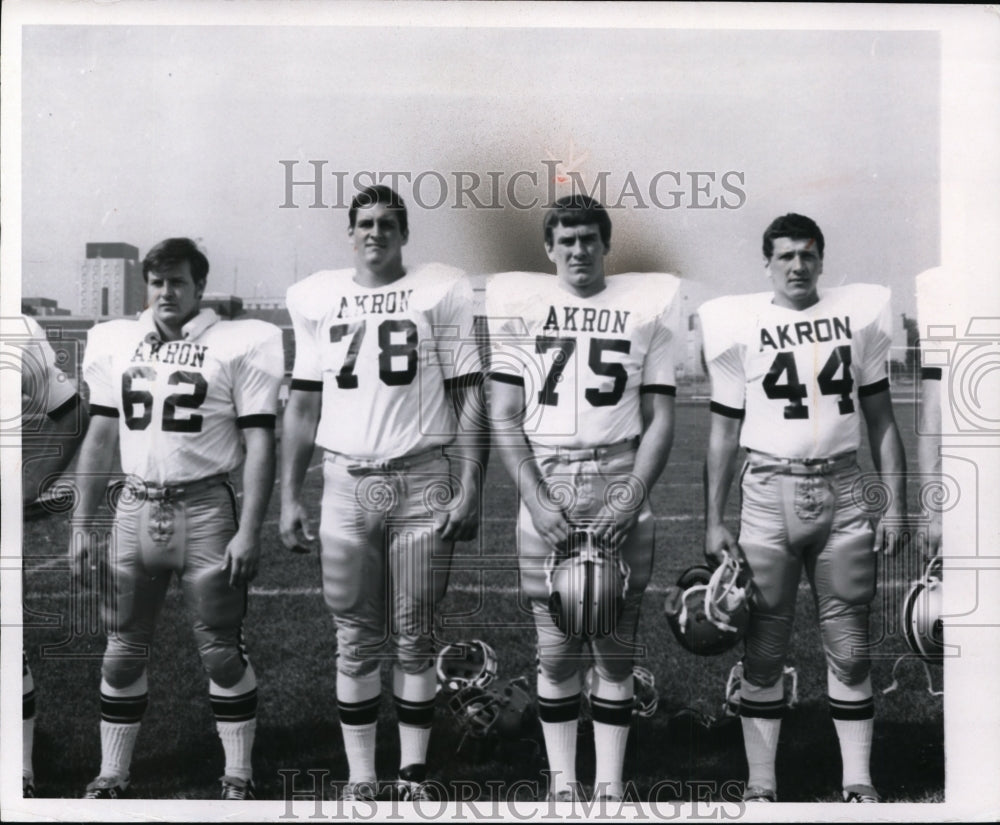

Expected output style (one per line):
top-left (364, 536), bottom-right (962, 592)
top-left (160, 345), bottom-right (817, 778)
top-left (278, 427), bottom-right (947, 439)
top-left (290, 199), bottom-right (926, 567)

top-left (79, 242), bottom-right (144, 318)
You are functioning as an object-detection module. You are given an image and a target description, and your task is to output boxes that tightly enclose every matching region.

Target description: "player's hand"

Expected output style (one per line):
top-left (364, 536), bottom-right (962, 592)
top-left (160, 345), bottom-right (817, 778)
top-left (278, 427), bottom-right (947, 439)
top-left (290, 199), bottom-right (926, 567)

top-left (590, 503), bottom-right (639, 550)
top-left (874, 508), bottom-right (907, 556)
top-left (435, 485), bottom-right (480, 542)
top-left (280, 500), bottom-right (317, 554)
top-left (705, 524), bottom-right (739, 566)
top-left (68, 523), bottom-right (107, 590)
top-left (222, 529), bottom-right (261, 586)
top-left (526, 501), bottom-right (571, 549)
top-left (916, 511), bottom-right (942, 559)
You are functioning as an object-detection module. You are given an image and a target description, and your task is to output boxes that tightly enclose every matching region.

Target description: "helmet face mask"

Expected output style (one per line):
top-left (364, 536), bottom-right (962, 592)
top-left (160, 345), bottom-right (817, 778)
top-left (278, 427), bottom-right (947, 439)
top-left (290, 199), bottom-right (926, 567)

top-left (545, 530), bottom-right (630, 640)
top-left (664, 551), bottom-right (750, 656)
top-left (436, 639), bottom-right (499, 694)
top-left (903, 557), bottom-right (944, 664)
top-left (447, 676), bottom-right (536, 747)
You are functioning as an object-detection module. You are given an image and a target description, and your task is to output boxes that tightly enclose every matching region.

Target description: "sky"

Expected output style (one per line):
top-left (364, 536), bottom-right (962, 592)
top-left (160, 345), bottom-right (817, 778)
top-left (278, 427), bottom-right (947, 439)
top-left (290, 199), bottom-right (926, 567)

top-left (18, 22), bottom-right (940, 329)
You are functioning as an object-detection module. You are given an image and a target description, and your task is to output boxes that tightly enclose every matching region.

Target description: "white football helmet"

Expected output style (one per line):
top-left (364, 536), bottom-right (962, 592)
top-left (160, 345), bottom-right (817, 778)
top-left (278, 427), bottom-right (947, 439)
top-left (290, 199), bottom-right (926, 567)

top-left (902, 556), bottom-right (944, 664)
top-left (664, 551), bottom-right (749, 656)
top-left (436, 639), bottom-right (499, 694)
top-left (545, 531), bottom-right (630, 640)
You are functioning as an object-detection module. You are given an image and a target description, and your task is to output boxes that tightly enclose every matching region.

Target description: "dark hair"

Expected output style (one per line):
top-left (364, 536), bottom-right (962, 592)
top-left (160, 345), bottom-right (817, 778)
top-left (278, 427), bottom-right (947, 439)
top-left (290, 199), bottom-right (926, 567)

top-left (142, 237), bottom-right (210, 286)
top-left (762, 213), bottom-right (825, 260)
top-left (543, 195), bottom-right (612, 248)
top-left (349, 185), bottom-right (408, 238)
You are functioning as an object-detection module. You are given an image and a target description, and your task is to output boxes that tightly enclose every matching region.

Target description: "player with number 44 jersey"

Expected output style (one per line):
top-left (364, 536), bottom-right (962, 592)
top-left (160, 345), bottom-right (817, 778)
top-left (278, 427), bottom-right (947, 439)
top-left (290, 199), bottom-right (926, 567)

top-left (700, 214), bottom-right (906, 804)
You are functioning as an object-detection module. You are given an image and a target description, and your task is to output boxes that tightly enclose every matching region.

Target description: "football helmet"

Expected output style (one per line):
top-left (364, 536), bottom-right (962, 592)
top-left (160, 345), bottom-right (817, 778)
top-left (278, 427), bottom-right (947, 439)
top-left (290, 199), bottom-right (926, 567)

top-left (902, 556), bottom-right (943, 664)
top-left (436, 639), bottom-right (499, 694)
top-left (663, 551), bottom-right (749, 656)
top-left (447, 676), bottom-right (535, 745)
top-left (545, 530), bottom-right (630, 639)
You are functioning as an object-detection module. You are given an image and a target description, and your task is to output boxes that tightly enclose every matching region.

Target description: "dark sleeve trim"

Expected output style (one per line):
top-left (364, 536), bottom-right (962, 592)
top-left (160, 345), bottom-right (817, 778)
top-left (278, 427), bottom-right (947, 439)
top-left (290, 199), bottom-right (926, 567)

top-left (48, 394), bottom-right (82, 422)
top-left (289, 379), bottom-right (323, 392)
top-left (921, 367), bottom-right (942, 381)
top-left (237, 414), bottom-right (277, 430)
top-left (858, 377), bottom-right (891, 397)
top-left (639, 384), bottom-right (676, 397)
top-left (489, 372), bottom-right (524, 386)
top-left (444, 372), bottom-right (484, 392)
top-left (89, 403), bottom-right (120, 418)
top-left (710, 401), bottom-right (745, 420)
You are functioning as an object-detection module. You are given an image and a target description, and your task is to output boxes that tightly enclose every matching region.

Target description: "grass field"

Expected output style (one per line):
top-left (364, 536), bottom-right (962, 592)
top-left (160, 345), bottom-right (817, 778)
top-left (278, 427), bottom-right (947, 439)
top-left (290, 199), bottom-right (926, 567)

top-left (20, 393), bottom-right (944, 803)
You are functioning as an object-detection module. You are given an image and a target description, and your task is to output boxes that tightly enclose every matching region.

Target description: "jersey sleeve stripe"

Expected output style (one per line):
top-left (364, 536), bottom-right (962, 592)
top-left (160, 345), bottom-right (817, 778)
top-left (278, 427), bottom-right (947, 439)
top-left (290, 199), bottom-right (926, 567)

top-left (488, 372), bottom-right (524, 386)
top-left (89, 403), bottom-right (120, 418)
top-left (710, 401), bottom-right (745, 420)
top-left (289, 378), bottom-right (323, 392)
top-left (858, 377), bottom-right (890, 397)
top-left (443, 372), bottom-right (484, 391)
top-left (639, 384), bottom-right (677, 397)
top-left (47, 394), bottom-right (81, 422)
top-left (921, 367), bottom-right (942, 381)
top-left (237, 413), bottom-right (276, 430)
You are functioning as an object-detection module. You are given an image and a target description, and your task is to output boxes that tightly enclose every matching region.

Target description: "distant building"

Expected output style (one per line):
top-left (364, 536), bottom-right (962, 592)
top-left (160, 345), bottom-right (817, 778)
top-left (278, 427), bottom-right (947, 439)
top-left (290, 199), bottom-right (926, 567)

top-left (80, 242), bottom-right (144, 318)
top-left (22, 297), bottom-right (70, 317)
top-left (202, 293), bottom-right (244, 319)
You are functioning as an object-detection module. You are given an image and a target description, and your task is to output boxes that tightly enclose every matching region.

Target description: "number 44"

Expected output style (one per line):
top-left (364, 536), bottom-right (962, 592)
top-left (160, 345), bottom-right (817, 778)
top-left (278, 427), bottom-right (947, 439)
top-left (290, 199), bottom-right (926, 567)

top-left (762, 345), bottom-right (855, 419)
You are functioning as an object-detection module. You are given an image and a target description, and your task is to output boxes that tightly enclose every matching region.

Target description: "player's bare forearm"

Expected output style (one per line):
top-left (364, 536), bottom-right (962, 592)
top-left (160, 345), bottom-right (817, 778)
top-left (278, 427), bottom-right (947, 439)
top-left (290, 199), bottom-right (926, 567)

top-left (632, 393), bottom-right (675, 504)
top-left (23, 401), bottom-right (89, 505)
top-left (68, 414), bottom-right (119, 525)
top-left (280, 389), bottom-right (320, 505)
top-left (705, 413), bottom-right (742, 527)
top-left (917, 378), bottom-right (943, 556)
top-left (224, 427), bottom-right (274, 585)
top-left (861, 389), bottom-right (907, 554)
top-left (488, 378), bottom-right (568, 546)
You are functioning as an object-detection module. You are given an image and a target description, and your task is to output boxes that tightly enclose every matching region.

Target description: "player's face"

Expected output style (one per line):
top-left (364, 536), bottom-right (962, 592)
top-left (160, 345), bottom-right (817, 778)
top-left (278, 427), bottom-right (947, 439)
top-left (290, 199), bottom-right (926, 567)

top-left (147, 261), bottom-right (203, 336)
top-left (766, 237), bottom-right (823, 310)
top-left (546, 222), bottom-right (609, 297)
top-left (349, 203), bottom-right (408, 277)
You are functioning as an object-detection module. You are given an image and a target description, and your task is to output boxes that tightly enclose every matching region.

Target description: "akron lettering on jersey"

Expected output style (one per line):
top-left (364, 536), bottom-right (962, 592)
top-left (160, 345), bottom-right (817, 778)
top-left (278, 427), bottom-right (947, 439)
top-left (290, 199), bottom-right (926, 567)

top-left (130, 339), bottom-right (208, 368)
top-left (759, 316), bottom-right (852, 351)
top-left (335, 289), bottom-right (413, 319)
top-left (541, 305), bottom-right (631, 334)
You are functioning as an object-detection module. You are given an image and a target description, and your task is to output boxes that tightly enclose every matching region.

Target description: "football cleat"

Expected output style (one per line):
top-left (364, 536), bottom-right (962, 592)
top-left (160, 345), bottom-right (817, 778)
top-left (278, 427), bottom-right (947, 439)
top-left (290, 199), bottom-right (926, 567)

top-left (83, 775), bottom-right (130, 799)
top-left (843, 784), bottom-right (880, 803)
top-left (742, 786), bottom-right (776, 802)
top-left (902, 556), bottom-right (943, 664)
top-left (395, 764), bottom-right (437, 802)
top-left (340, 781), bottom-right (378, 802)
top-left (663, 551), bottom-right (749, 656)
top-left (436, 639), bottom-right (499, 694)
top-left (545, 531), bottom-right (630, 639)
top-left (220, 776), bottom-right (256, 800)
top-left (23, 776), bottom-right (35, 798)
top-left (448, 676), bottom-right (535, 745)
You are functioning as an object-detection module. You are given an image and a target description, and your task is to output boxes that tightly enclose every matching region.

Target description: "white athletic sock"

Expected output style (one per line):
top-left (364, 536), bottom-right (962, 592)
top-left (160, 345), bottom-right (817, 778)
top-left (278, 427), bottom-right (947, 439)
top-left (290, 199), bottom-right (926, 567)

top-left (393, 666), bottom-right (436, 770)
top-left (828, 672), bottom-right (874, 790)
top-left (740, 679), bottom-right (784, 794)
top-left (338, 671), bottom-right (381, 784)
top-left (591, 673), bottom-right (634, 799)
top-left (210, 665), bottom-right (258, 782)
top-left (538, 672), bottom-right (581, 797)
top-left (99, 675), bottom-right (147, 780)
top-left (23, 719), bottom-right (35, 781)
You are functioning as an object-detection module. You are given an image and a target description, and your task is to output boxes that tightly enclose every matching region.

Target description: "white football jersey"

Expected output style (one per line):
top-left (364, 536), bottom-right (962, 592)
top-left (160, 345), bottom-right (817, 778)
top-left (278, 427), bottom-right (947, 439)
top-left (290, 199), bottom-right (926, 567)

top-left (486, 272), bottom-right (680, 449)
top-left (700, 283), bottom-right (893, 459)
top-left (83, 309), bottom-right (284, 484)
top-left (18, 315), bottom-right (77, 417)
top-left (287, 264), bottom-right (480, 459)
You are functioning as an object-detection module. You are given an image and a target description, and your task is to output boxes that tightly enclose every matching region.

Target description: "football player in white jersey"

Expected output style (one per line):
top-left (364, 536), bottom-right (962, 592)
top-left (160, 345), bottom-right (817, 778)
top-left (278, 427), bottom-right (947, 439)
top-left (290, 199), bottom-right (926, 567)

top-left (15, 314), bottom-right (90, 797)
top-left (68, 238), bottom-right (284, 800)
top-left (700, 214), bottom-right (906, 803)
top-left (487, 195), bottom-right (678, 802)
top-left (280, 185), bottom-right (486, 801)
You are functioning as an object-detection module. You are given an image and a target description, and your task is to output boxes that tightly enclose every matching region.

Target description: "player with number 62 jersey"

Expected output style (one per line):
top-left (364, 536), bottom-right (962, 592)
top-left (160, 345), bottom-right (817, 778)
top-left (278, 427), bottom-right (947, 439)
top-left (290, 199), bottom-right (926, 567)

top-left (699, 281), bottom-right (894, 457)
